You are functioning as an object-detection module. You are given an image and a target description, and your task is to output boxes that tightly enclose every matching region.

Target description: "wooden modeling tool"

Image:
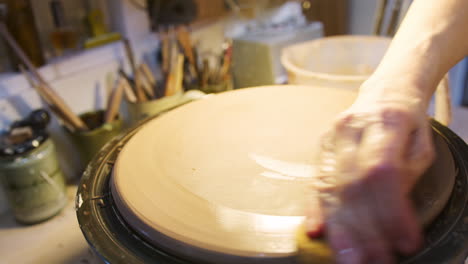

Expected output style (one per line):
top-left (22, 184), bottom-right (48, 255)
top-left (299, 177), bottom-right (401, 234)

top-left (140, 63), bottom-right (157, 87)
top-left (160, 28), bottom-right (170, 75)
top-left (123, 38), bottom-right (147, 102)
top-left (121, 76), bottom-right (138, 103)
top-left (173, 54), bottom-right (185, 94)
top-left (139, 73), bottom-right (156, 98)
top-left (19, 65), bottom-right (76, 131)
top-left (386, 0), bottom-right (403, 36)
top-left (176, 26), bottom-right (197, 78)
top-left (373, 0), bottom-right (388, 35)
top-left (164, 38), bottom-right (180, 96)
top-left (138, 64), bottom-right (156, 98)
top-left (105, 78), bottom-right (125, 124)
top-left (0, 21), bottom-right (89, 131)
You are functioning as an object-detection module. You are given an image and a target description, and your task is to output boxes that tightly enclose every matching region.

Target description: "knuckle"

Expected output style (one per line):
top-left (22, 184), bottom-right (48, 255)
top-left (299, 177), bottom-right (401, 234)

top-left (364, 161), bottom-right (402, 181)
top-left (334, 113), bottom-right (355, 130)
top-left (378, 107), bottom-right (411, 124)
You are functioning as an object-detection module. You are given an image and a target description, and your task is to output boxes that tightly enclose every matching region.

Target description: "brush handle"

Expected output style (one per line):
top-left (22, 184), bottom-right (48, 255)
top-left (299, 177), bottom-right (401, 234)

top-left (140, 63), bottom-right (156, 86)
top-left (121, 77), bottom-right (138, 103)
top-left (123, 38), bottom-right (146, 102)
top-left (105, 78), bottom-right (125, 124)
top-left (0, 22), bottom-right (88, 131)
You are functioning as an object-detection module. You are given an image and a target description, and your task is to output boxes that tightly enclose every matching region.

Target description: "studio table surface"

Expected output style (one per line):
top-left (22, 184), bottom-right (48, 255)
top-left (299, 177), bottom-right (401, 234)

top-left (1, 89), bottom-right (468, 264)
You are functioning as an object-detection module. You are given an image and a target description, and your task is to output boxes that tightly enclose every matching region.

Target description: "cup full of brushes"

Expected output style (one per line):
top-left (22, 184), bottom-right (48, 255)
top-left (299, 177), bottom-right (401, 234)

top-left (64, 110), bottom-right (123, 168)
top-left (119, 36), bottom-right (206, 126)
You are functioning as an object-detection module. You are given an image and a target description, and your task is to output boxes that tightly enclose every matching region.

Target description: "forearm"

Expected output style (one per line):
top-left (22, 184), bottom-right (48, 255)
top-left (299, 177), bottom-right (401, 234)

top-left (363, 0), bottom-right (468, 107)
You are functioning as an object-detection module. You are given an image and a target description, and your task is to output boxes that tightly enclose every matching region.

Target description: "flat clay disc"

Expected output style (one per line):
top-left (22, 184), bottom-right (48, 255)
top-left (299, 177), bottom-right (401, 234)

top-left (110, 85), bottom-right (455, 263)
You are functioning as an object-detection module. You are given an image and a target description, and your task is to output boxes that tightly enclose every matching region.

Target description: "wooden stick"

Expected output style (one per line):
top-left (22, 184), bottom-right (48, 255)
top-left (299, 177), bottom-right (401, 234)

top-left (105, 78), bottom-right (125, 124)
top-left (122, 38), bottom-right (146, 102)
top-left (19, 64), bottom-right (39, 89)
top-left (160, 29), bottom-right (170, 75)
top-left (0, 22), bottom-right (88, 131)
top-left (140, 63), bottom-right (156, 86)
top-left (164, 40), bottom-right (179, 96)
top-left (138, 66), bottom-right (155, 98)
top-left (173, 54), bottom-right (185, 94)
top-left (121, 77), bottom-right (138, 103)
top-left (123, 38), bottom-right (137, 76)
top-left (140, 63), bottom-right (159, 98)
top-left (176, 26), bottom-right (197, 77)
top-left (373, 0), bottom-right (388, 35)
top-left (386, 0), bottom-right (403, 36)
top-left (134, 70), bottom-right (148, 102)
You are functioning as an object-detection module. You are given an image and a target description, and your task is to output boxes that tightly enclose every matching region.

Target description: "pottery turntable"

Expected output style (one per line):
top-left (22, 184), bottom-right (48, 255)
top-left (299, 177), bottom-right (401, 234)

top-left (76, 86), bottom-right (468, 263)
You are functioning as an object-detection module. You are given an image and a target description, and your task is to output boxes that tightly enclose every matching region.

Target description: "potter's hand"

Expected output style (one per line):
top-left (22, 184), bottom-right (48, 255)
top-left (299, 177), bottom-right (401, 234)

top-left (306, 79), bottom-right (435, 264)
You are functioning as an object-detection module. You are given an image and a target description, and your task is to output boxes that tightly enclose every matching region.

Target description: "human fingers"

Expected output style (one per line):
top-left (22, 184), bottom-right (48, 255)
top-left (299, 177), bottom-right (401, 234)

top-left (319, 114), bottom-right (395, 263)
top-left (404, 120), bottom-right (435, 192)
top-left (358, 110), bottom-right (422, 255)
top-left (335, 183), bottom-right (396, 264)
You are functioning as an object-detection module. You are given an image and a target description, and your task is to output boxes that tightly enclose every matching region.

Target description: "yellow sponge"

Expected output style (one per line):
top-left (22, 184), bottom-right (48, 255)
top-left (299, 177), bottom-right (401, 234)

top-left (295, 224), bottom-right (334, 264)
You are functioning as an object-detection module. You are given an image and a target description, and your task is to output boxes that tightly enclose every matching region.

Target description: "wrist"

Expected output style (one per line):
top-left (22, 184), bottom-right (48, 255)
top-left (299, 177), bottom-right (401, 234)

top-left (357, 77), bottom-right (431, 112)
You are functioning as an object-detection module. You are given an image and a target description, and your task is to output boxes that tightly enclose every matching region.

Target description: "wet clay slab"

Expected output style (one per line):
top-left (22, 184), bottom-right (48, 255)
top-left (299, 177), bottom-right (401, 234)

top-left (110, 85), bottom-right (455, 264)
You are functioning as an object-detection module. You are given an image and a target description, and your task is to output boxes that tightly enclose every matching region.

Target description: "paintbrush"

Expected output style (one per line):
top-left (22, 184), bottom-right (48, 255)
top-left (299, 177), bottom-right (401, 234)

top-left (140, 63), bottom-right (156, 87)
top-left (0, 21), bottom-right (88, 131)
top-left (138, 68), bottom-right (156, 98)
top-left (123, 38), bottom-right (147, 102)
top-left (164, 33), bottom-right (180, 96)
top-left (139, 63), bottom-right (157, 98)
top-left (104, 77), bottom-right (125, 124)
top-left (386, 0), bottom-right (403, 36)
top-left (176, 26), bottom-right (197, 79)
top-left (373, 0), bottom-right (388, 35)
top-left (19, 64), bottom-right (75, 131)
top-left (160, 28), bottom-right (170, 75)
top-left (118, 69), bottom-right (137, 103)
top-left (173, 54), bottom-right (185, 94)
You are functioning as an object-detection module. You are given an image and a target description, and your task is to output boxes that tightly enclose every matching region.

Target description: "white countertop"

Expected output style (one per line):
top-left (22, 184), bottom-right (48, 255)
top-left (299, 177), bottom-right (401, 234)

top-left (0, 186), bottom-right (102, 264)
top-left (0, 105), bottom-right (467, 264)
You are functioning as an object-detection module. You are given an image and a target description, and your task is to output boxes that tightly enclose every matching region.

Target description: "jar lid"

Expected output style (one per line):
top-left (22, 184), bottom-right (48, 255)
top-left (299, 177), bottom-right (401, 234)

top-left (0, 109), bottom-right (50, 157)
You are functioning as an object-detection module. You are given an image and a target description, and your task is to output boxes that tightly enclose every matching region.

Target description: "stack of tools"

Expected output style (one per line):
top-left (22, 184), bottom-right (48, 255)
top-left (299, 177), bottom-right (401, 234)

top-left (0, 19), bottom-right (126, 135)
top-left (117, 26), bottom-right (233, 105)
top-left (158, 26), bottom-right (233, 95)
top-left (197, 38), bottom-right (233, 93)
top-left (119, 38), bottom-right (164, 103)
top-left (0, 21), bottom-right (89, 133)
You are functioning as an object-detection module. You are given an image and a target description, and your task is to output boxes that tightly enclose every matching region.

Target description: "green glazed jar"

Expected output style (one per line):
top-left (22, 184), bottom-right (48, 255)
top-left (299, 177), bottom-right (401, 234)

top-left (0, 138), bottom-right (67, 224)
top-left (66, 110), bottom-right (123, 167)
